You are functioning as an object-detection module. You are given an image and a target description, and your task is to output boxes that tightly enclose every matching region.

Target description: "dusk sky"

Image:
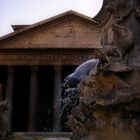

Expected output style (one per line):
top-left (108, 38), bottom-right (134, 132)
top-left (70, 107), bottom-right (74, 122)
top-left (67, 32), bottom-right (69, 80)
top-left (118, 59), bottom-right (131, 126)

top-left (0, 0), bottom-right (103, 37)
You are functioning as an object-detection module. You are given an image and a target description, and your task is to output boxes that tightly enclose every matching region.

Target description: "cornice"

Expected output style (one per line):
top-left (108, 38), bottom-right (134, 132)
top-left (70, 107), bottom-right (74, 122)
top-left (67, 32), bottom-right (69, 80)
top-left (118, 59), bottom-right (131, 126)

top-left (0, 48), bottom-right (100, 53)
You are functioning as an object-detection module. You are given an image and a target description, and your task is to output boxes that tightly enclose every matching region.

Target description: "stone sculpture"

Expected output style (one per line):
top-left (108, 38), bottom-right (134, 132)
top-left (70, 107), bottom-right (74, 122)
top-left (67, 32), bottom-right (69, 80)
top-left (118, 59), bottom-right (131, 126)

top-left (64, 59), bottom-right (99, 86)
top-left (63, 0), bottom-right (140, 140)
top-left (111, 21), bottom-right (134, 61)
top-left (102, 0), bottom-right (135, 63)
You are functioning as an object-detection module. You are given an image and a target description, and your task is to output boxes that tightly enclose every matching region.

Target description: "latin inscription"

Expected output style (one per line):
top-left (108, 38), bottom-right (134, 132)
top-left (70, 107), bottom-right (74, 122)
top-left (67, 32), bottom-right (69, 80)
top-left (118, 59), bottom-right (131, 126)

top-left (0, 53), bottom-right (95, 65)
top-left (16, 54), bottom-right (91, 61)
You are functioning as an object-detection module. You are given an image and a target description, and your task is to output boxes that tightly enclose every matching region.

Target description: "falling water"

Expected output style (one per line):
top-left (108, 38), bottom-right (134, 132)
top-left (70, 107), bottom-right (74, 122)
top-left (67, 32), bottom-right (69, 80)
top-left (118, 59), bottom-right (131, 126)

top-left (60, 59), bottom-right (99, 131)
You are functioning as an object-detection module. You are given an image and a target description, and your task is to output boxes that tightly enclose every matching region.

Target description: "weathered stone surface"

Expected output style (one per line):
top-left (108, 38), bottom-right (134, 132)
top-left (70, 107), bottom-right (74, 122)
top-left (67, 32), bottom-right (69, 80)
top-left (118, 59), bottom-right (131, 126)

top-left (67, 69), bottom-right (140, 140)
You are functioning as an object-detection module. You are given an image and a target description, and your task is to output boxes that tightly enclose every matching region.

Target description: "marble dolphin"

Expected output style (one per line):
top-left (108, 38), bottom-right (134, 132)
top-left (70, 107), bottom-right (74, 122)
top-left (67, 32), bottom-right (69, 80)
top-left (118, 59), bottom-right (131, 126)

top-left (66, 59), bottom-right (99, 86)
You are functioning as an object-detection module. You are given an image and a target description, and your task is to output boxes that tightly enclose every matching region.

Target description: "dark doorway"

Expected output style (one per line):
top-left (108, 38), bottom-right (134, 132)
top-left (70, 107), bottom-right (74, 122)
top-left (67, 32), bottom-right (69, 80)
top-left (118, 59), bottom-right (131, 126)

top-left (12, 66), bottom-right (30, 131)
top-left (37, 66), bottom-right (54, 131)
top-left (11, 65), bottom-right (77, 132)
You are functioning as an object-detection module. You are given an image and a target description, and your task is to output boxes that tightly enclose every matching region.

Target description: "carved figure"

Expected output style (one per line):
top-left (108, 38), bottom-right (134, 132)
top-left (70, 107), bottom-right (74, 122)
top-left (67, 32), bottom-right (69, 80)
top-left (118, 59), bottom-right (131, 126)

top-left (112, 21), bottom-right (134, 60)
top-left (0, 101), bottom-right (8, 137)
top-left (65, 1), bottom-right (140, 140)
top-left (103, 0), bottom-right (135, 62)
top-left (101, 24), bottom-right (134, 62)
top-left (65, 59), bottom-right (99, 86)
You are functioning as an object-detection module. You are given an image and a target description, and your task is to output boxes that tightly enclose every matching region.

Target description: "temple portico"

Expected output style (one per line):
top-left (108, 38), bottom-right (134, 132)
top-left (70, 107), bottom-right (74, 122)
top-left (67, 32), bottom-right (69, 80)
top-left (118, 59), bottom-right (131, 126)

top-left (0, 64), bottom-right (74, 131)
top-left (0, 10), bottom-right (107, 133)
top-left (0, 49), bottom-right (97, 132)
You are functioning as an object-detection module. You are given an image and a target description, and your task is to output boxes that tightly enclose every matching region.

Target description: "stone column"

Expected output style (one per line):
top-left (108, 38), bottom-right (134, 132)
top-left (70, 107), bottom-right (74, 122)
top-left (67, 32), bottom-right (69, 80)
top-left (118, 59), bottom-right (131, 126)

top-left (28, 66), bottom-right (38, 131)
top-left (53, 66), bottom-right (62, 132)
top-left (5, 66), bottom-right (15, 132)
top-left (0, 83), bottom-right (4, 101)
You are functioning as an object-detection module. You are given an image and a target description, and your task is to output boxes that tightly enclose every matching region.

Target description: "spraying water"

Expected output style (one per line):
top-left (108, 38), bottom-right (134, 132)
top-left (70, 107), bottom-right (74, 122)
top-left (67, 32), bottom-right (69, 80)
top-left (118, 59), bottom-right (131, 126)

top-left (61, 59), bottom-right (99, 131)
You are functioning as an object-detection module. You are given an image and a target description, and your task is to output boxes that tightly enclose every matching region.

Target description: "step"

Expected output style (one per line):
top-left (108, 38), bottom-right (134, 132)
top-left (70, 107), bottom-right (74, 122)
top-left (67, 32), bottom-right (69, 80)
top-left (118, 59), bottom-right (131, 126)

top-left (13, 132), bottom-right (73, 140)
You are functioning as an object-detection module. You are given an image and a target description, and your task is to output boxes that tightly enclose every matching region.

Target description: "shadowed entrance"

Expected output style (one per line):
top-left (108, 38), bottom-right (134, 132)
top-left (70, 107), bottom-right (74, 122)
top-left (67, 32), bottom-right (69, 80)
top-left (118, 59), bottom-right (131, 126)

top-left (36, 66), bottom-right (54, 131)
top-left (12, 66), bottom-right (30, 131)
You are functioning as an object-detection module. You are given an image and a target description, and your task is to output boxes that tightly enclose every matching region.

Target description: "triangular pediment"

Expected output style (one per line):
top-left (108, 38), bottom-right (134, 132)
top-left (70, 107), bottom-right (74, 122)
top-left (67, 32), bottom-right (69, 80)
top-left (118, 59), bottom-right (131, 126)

top-left (0, 11), bottom-right (102, 49)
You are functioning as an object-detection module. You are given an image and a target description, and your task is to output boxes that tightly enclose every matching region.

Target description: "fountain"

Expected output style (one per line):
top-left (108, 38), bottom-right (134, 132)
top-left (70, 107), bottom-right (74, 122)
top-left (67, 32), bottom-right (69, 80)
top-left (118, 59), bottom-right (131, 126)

top-left (61, 0), bottom-right (140, 139)
top-left (0, 1), bottom-right (140, 140)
